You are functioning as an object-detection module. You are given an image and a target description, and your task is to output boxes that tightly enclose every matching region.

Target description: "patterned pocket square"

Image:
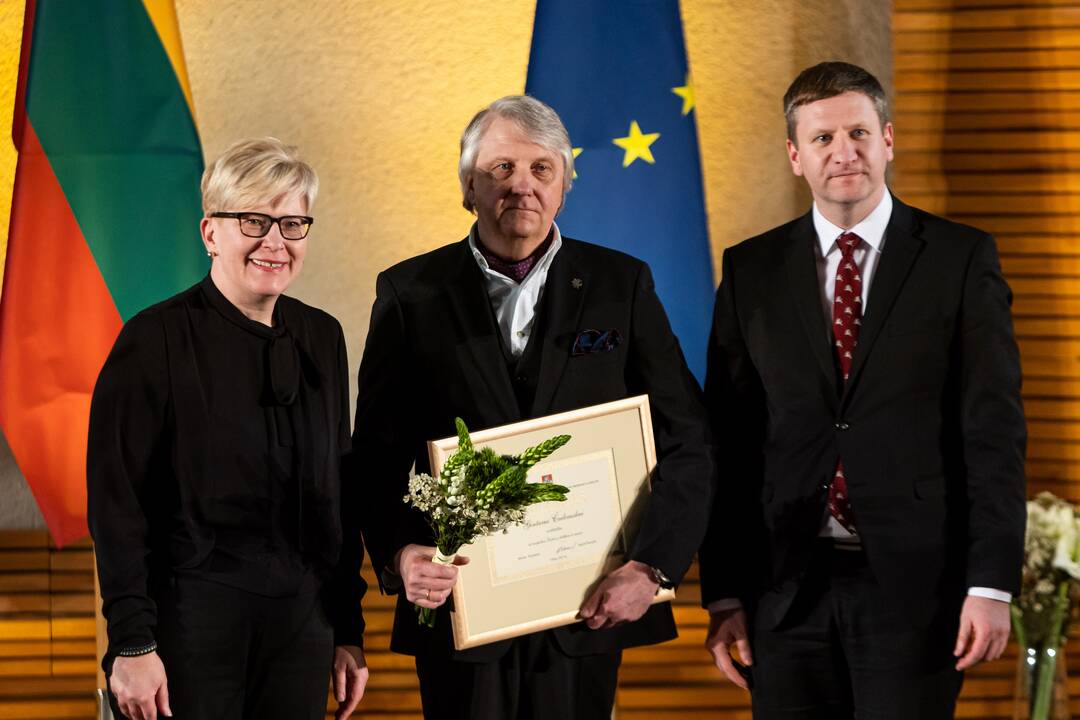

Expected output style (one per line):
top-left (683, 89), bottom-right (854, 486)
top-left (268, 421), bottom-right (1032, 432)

top-left (571, 328), bottom-right (622, 356)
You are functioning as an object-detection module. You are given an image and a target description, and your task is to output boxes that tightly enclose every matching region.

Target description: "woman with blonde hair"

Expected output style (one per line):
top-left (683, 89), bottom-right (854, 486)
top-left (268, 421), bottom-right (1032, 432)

top-left (88, 137), bottom-right (367, 720)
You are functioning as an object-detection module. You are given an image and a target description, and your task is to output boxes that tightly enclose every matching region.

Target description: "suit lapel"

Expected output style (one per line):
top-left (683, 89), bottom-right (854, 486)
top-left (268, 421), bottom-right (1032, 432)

top-left (532, 241), bottom-right (588, 416)
top-left (446, 240), bottom-right (520, 419)
top-left (843, 196), bottom-right (924, 401)
top-left (784, 214), bottom-right (839, 399)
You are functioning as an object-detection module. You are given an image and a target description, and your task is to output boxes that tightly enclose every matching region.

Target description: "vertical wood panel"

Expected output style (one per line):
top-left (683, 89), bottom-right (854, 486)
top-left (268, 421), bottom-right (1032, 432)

top-left (0, 532), bottom-right (96, 719)
top-left (893, 1), bottom-right (1080, 716)
top-left (0, 529), bottom-right (725, 719)
top-left (0, 531), bottom-right (722, 719)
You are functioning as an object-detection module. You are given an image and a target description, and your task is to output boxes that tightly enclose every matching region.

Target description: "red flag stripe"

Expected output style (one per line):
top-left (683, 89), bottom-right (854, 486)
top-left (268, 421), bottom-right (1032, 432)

top-left (0, 120), bottom-right (121, 546)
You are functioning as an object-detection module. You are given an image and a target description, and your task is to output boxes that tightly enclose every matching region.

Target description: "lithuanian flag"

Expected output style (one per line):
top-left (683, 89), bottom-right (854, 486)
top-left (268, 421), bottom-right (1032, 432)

top-left (0, 0), bottom-right (206, 546)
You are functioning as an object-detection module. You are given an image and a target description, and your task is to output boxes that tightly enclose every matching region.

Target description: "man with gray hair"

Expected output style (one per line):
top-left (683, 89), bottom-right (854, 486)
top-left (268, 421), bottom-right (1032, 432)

top-left (350, 95), bottom-right (715, 719)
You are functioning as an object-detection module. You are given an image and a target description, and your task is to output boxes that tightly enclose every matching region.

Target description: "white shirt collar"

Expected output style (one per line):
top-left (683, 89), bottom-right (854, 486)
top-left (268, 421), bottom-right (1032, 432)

top-left (812, 191), bottom-right (893, 256)
top-left (467, 222), bottom-right (563, 278)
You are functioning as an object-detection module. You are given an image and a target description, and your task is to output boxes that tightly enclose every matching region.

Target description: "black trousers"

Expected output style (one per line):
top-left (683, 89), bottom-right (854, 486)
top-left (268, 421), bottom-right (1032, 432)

top-left (750, 541), bottom-right (963, 720)
top-left (108, 576), bottom-right (334, 720)
top-left (414, 630), bottom-right (621, 720)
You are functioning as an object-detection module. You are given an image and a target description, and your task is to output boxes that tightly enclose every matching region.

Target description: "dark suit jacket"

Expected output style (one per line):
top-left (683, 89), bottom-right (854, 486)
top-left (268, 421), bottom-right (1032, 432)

top-left (352, 234), bottom-right (715, 662)
top-left (698, 195), bottom-right (1026, 630)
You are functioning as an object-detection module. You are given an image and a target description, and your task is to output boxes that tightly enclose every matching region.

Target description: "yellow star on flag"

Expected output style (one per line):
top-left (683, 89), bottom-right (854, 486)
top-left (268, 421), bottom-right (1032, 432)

top-left (672, 73), bottom-right (695, 115)
top-left (612, 121), bottom-right (660, 167)
top-left (572, 147), bottom-right (582, 178)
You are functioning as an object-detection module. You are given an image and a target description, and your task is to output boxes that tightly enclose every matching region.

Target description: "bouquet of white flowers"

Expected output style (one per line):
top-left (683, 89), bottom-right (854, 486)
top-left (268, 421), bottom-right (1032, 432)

top-left (404, 418), bottom-right (571, 627)
top-left (1013, 491), bottom-right (1080, 719)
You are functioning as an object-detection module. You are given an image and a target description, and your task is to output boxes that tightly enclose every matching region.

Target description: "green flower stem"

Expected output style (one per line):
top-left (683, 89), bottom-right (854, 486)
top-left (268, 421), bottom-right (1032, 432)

top-left (416, 604), bottom-right (435, 628)
top-left (1031, 580), bottom-right (1070, 720)
top-left (1010, 603), bottom-right (1029, 653)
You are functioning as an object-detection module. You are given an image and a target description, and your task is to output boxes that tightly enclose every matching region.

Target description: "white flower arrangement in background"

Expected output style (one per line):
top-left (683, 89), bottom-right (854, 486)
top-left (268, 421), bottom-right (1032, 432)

top-left (1013, 492), bottom-right (1080, 719)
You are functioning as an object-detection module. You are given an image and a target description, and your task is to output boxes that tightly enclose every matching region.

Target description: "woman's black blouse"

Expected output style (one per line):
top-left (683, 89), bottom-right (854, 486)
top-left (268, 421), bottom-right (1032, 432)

top-left (88, 276), bottom-right (365, 661)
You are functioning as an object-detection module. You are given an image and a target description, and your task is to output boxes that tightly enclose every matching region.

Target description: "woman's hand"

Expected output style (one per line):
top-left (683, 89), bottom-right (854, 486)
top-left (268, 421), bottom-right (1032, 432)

top-left (394, 544), bottom-right (469, 609)
top-left (110, 651), bottom-right (171, 719)
top-left (332, 645), bottom-right (369, 719)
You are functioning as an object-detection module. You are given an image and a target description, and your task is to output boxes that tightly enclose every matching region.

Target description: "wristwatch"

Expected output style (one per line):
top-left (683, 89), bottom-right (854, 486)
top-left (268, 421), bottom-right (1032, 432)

top-left (647, 564), bottom-right (675, 590)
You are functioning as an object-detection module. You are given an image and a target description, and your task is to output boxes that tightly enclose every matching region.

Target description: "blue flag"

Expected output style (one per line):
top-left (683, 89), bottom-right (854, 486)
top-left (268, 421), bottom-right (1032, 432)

top-left (525, 0), bottom-right (714, 382)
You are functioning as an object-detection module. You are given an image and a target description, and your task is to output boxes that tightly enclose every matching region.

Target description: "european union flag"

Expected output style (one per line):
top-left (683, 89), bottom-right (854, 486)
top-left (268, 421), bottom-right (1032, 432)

top-left (525, 0), bottom-right (714, 382)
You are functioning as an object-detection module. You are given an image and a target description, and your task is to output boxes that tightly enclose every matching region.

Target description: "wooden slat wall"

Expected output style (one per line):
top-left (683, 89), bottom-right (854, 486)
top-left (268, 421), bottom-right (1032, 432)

top-left (0, 531), bottom-right (730, 719)
top-left (0, 531), bottom-right (433, 720)
top-left (1, 528), bottom-right (1064, 719)
top-left (892, 0), bottom-right (1080, 716)
top-left (892, 0), bottom-right (1080, 500)
top-left (0, 532), bottom-right (97, 719)
top-left (0, 532), bottom-right (729, 718)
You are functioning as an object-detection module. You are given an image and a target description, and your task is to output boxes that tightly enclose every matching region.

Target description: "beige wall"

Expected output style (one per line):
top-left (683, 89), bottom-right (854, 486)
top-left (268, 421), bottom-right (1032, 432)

top-left (0, 0), bottom-right (891, 529)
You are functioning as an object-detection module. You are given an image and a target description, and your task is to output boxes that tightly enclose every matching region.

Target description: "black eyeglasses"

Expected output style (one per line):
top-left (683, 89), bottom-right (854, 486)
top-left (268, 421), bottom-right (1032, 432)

top-left (210, 212), bottom-right (314, 240)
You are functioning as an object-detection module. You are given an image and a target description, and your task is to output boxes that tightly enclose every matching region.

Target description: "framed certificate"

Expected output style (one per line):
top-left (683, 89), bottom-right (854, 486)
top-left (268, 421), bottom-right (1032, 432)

top-left (427, 394), bottom-right (675, 650)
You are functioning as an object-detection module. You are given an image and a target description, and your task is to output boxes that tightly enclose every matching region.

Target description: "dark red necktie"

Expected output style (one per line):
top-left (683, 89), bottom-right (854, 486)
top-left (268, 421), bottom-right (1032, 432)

top-left (829, 232), bottom-right (861, 533)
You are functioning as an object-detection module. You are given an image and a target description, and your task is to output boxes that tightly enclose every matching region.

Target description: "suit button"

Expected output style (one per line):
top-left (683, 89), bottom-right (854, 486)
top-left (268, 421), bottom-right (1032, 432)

top-left (516, 376), bottom-right (527, 383)
top-left (835, 422), bottom-right (850, 431)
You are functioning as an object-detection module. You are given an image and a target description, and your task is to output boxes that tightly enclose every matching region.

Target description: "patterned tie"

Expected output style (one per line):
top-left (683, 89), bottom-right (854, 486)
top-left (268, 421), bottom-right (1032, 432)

top-left (830, 232), bottom-right (862, 533)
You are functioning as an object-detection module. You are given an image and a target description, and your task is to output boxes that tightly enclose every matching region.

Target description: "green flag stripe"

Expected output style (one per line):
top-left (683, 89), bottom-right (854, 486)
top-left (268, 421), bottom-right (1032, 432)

top-left (26, 0), bottom-right (207, 320)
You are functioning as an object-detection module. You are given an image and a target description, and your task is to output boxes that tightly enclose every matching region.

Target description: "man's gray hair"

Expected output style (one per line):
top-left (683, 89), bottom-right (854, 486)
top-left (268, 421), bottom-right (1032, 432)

top-left (458, 95), bottom-right (574, 212)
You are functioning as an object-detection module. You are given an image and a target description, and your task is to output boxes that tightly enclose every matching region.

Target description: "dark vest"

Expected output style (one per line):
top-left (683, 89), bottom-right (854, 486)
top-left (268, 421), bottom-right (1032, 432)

top-left (496, 287), bottom-right (550, 419)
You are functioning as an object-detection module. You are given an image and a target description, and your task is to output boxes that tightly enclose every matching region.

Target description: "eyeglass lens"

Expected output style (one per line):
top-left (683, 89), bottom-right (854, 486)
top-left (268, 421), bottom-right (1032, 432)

top-left (237, 213), bottom-right (311, 240)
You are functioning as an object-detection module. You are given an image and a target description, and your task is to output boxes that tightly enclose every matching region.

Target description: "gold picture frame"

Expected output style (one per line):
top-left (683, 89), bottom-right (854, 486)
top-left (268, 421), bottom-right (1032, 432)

top-left (427, 394), bottom-right (675, 650)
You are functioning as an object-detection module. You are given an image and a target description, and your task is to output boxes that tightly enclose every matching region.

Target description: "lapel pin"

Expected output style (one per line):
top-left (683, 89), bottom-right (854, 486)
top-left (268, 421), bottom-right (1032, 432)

top-left (571, 278), bottom-right (583, 290)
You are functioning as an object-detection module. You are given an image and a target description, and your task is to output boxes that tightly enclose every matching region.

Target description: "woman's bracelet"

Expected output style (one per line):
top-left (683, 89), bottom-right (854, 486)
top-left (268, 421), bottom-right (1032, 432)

top-left (116, 641), bottom-right (158, 657)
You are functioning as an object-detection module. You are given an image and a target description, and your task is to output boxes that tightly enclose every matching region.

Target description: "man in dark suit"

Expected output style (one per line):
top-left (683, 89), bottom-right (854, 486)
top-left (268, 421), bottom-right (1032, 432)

top-left (349, 95), bottom-right (714, 720)
top-left (699, 62), bottom-right (1026, 719)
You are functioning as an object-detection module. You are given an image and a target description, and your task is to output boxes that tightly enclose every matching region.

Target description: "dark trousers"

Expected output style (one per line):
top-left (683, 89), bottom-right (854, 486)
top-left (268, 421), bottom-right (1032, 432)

top-left (414, 630), bottom-right (621, 720)
top-left (750, 541), bottom-right (963, 720)
top-left (108, 576), bottom-right (334, 720)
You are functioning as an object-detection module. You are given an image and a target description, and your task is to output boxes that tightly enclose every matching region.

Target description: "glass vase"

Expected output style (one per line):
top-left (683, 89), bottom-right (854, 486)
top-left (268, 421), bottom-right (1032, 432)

top-left (1013, 643), bottom-right (1070, 720)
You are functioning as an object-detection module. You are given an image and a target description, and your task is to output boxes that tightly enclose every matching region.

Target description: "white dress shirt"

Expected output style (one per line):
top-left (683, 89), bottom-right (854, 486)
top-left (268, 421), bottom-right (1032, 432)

top-left (468, 222), bottom-right (562, 357)
top-left (709, 192), bottom-right (1009, 613)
